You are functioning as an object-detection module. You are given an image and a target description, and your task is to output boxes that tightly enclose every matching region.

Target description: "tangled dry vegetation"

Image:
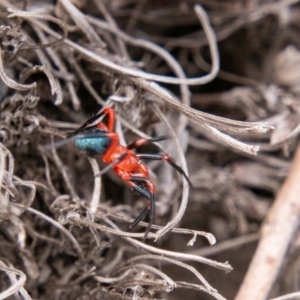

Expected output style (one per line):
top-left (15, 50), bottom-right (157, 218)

top-left (1, 0), bottom-right (300, 299)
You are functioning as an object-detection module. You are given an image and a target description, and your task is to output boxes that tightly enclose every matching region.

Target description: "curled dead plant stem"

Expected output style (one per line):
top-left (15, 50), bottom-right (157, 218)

top-left (152, 103), bottom-right (190, 238)
top-left (59, 0), bottom-right (105, 47)
top-left (50, 137), bottom-right (79, 199)
top-left (23, 206), bottom-right (83, 259)
top-left (135, 78), bottom-right (272, 155)
top-left (124, 236), bottom-right (232, 273)
top-left (20, 65), bottom-right (59, 95)
top-left (94, 270), bottom-right (131, 284)
top-left (35, 4), bottom-right (219, 85)
top-left (86, 13), bottom-right (191, 105)
top-left (92, 0), bottom-right (129, 59)
top-left (127, 255), bottom-right (216, 294)
top-left (31, 25), bottom-right (80, 108)
top-left (0, 260), bottom-right (30, 300)
top-left (115, 264), bottom-right (175, 291)
top-left (17, 3), bottom-right (274, 154)
top-left (7, 8), bottom-right (68, 49)
top-left (0, 45), bottom-right (36, 91)
top-left (0, 1), bottom-right (293, 298)
top-left (11, 175), bottom-right (36, 214)
top-left (176, 282), bottom-right (226, 300)
top-left (189, 233), bottom-right (259, 257)
top-left (79, 214), bottom-right (216, 245)
top-left (105, 209), bottom-right (216, 244)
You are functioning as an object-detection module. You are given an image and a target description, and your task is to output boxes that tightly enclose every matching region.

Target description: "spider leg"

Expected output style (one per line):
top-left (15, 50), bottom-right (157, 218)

top-left (100, 178), bottom-right (154, 248)
top-left (136, 154), bottom-right (192, 186)
top-left (100, 204), bottom-right (150, 251)
top-left (128, 177), bottom-right (155, 240)
top-left (68, 107), bottom-right (116, 137)
top-left (95, 152), bottom-right (128, 177)
top-left (129, 206), bottom-right (149, 228)
top-left (127, 136), bottom-right (168, 150)
top-left (102, 107), bottom-right (116, 132)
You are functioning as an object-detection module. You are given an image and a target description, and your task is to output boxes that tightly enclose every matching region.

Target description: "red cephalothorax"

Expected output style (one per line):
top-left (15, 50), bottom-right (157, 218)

top-left (67, 107), bottom-right (191, 239)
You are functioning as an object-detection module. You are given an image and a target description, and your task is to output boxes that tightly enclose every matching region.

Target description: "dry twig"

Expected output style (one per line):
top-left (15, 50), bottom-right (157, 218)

top-left (235, 144), bottom-right (300, 300)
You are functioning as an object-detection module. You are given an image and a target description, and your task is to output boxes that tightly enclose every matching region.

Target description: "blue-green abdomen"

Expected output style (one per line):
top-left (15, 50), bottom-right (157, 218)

top-left (74, 134), bottom-right (111, 155)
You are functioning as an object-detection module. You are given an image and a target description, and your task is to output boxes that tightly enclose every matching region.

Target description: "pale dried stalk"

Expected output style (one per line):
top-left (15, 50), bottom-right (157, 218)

top-left (270, 292), bottom-right (300, 300)
top-left (247, 0), bottom-right (300, 22)
top-left (203, 124), bottom-right (260, 155)
top-left (85, 205), bottom-right (216, 245)
top-left (94, 270), bottom-right (131, 284)
top-left (40, 154), bottom-right (60, 197)
top-left (189, 233), bottom-right (259, 257)
top-left (16, 32), bottom-right (64, 105)
top-left (152, 103), bottom-right (190, 239)
top-left (22, 4), bottom-right (274, 154)
top-left (115, 264), bottom-right (175, 292)
top-left (0, 45), bottom-right (36, 91)
top-left (127, 255), bottom-right (216, 295)
top-left (137, 79), bottom-right (270, 155)
top-left (98, 208), bottom-right (216, 245)
top-left (59, 0), bottom-right (105, 47)
top-left (0, 260), bottom-right (30, 300)
top-left (7, 8), bottom-right (68, 49)
top-left (11, 175), bottom-right (36, 214)
top-left (20, 65), bottom-right (59, 95)
top-left (87, 156), bottom-right (102, 215)
top-left (91, 0), bottom-right (129, 58)
top-left (22, 4), bottom-right (217, 86)
top-left (176, 282), bottom-right (226, 300)
top-left (0, 143), bottom-right (15, 211)
top-left (125, 236), bottom-right (232, 272)
top-left (29, 24), bottom-right (79, 108)
top-left (87, 11), bottom-right (191, 105)
top-left (50, 137), bottom-right (79, 199)
top-left (72, 217), bottom-right (231, 272)
top-left (235, 144), bottom-right (300, 300)
top-left (16, 206), bottom-right (84, 259)
top-left (67, 52), bottom-right (105, 106)
top-left (0, 144), bottom-right (6, 198)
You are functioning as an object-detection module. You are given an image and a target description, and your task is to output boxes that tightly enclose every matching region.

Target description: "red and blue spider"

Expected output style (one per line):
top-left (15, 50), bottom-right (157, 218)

top-left (66, 107), bottom-right (191, 238)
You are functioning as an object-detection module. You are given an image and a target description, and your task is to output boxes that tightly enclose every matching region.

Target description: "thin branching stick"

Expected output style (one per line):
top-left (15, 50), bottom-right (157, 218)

top-left (87, 156), bottom-right (102, 215)
top-left (270, 292), bottom-right (300, 300)
top-left (235, 144), bottom-right (300, 300)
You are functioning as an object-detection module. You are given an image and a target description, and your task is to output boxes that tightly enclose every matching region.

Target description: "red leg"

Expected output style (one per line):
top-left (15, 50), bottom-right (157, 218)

top-left (95, 152), bottom-right (128, 177)
top-left (67, 108), bottom-right (114, 138)
top-left (102, 107), bottom-right (116, 132)
top-left (116, 166), bottom-right (155, 239)
top-left (101, 132), bottom-right (120, 163)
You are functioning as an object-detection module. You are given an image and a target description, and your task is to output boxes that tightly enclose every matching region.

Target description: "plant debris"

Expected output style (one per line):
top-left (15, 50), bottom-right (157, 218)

top-left (0, 1), bottom-right (299, 299)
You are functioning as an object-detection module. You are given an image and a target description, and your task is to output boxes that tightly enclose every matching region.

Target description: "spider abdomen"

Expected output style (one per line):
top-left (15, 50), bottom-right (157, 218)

top-left (74, 133), bottom-right (111, 155)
